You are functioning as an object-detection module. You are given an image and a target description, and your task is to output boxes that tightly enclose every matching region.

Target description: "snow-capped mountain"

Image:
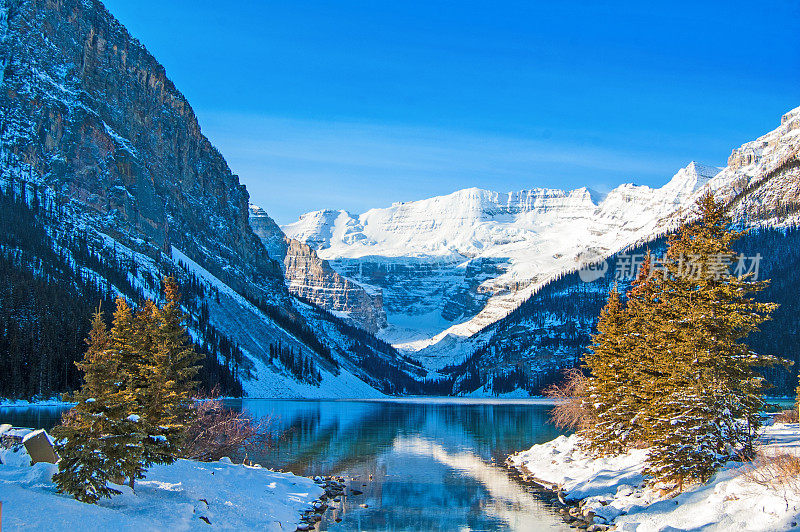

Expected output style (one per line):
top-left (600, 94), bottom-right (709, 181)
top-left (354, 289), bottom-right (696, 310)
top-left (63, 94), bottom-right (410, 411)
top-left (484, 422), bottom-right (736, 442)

top-left (283, 162), bottom-right (718, 362)
top-left (681, 107), bottom-right (800, 227)
top-left (2, 0), bottom-right (796, 399)
top-left (0, 0), bottom-right (421, 398)
top-left (284, 107), bottom-right (800, 372)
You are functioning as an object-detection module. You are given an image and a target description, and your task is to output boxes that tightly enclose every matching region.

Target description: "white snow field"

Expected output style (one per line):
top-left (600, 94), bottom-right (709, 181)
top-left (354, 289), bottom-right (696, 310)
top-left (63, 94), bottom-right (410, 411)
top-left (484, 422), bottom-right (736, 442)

top-left (0, 438), bottom-right (323, 531)
top-left (509, 422), bottom-right (800, 531)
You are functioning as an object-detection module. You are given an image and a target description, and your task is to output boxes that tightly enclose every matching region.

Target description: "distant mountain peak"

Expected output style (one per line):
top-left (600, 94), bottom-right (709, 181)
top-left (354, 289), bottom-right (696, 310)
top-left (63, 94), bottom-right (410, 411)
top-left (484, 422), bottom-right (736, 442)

top-left (283, 107), bottom-right (800, 363)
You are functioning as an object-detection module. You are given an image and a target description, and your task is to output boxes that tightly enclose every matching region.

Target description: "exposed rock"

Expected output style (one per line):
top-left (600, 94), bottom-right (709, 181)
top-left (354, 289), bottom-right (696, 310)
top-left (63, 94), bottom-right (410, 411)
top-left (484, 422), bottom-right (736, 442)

top-left (0, 0), bottom-right (421, 398)
top-left (250, 205), bottom-right (386, 332)
top-left (282, 165), bottom-right (720, 357)
top-left (442, 107), bottom-right (800, 394)
top-left (0, 0), bottom-right (283, 299)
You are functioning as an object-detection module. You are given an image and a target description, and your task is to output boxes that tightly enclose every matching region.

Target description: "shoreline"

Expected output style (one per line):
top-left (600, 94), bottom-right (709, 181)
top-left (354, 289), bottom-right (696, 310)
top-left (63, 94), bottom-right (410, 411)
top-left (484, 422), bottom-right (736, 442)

top-left (295, 475), bottom-right (348, 530)
top-left (504, 459), bottom-right (606, 530)
top-left (0, 426), bottom-right (329, 531)
top-left (506, 423), bottom-right (800, 531)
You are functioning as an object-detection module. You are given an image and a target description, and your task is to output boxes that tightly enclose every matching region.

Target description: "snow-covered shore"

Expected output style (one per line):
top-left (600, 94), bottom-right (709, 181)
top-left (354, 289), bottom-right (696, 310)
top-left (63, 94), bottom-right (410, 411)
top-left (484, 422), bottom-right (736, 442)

top-left (508, 422), bottom-right (800, 531)
top-left (0, 440), bottom-right (323, 531)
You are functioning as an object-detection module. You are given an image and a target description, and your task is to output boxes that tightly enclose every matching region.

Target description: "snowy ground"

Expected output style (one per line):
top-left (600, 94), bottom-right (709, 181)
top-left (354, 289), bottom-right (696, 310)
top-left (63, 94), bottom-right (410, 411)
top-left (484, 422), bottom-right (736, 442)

top-left (509, 422), bottom-right (800, 531)
top-left (0, 435), bottom-right (323, 531)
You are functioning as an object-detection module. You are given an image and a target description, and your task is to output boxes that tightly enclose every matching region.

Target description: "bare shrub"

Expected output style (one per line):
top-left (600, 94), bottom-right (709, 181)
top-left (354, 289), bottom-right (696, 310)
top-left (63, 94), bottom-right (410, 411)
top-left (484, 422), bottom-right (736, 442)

top-left (744, 451), bottom-right (800, 500)
top-left (774, 409), bottom-right (799, 424)
top-left (543, 368), bottom-right (590, 430)
top-left (182, 396), bottom-right (273, 462)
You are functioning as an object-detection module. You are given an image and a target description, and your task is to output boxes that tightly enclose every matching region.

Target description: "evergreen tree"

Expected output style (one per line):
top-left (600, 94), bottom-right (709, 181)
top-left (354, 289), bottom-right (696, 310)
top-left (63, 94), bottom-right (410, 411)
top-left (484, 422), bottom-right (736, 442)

top-left (133, 298), bottom-right (172, 466)
top-left (53, 280), bottom-right (204, 503)
top-left (580, 286), bottom-right (627, 454)
top-left (643, 192), bottom-right (780, 488)
top-left (52, 309), bottom-right (141, 503)
top-left (620, 255), bottom-right (669, 447)
top-left (146, 277), bottom-right (203, 460)
top-left (107, 297), bottom-right (148, 488)
top-left (581, 256), bottom-right (662, 456)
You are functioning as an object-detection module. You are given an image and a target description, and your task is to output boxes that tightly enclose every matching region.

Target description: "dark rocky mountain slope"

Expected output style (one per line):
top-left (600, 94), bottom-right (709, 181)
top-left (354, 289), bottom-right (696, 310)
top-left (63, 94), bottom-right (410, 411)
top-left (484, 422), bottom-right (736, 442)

top-left (0, 0), bottom-right (421, 398)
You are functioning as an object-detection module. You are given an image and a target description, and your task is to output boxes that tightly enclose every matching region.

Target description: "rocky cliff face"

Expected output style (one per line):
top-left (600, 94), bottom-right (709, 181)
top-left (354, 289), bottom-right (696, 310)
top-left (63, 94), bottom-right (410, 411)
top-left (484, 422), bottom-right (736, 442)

top-left (249, 205), bottom-right (387, 333)
top-left (0, 0), bottom-right (283, 298)
top-left (693, 107), bottom-right (800, 226)
top-left (0, 0), bottom-right (420, 397)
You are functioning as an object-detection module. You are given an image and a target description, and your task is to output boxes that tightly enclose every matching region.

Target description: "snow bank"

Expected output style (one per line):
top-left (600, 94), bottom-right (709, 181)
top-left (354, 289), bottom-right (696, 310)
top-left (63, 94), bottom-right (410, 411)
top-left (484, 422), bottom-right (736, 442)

top-left (0, 442), bottom-right (323, 530)
top-left (509, 424), bottom-right (800, 531)
top-left (461, 386), bottom-right (536, 399)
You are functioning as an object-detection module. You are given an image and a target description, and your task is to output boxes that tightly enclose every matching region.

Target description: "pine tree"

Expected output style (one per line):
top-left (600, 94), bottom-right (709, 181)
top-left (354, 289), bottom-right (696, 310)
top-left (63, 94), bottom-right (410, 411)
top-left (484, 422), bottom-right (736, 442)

top-left (146, 277), bottom-right (203, 460)
top-left (580, 286), bottom-right (628, 454)
top-left (581, 256), bottom-right (663, 456)
top-left (107, 297), bottom-right (148, 488)
top-left (53, 280), bottom-right (204, 502)
top-left (620, 254), bottom-right (670, 447)
top-left (133, 298), bottom-right (172, 466)
top-left (644, 192), bottom-right (780, 488)
top-left (52, 309), bottom-right (141, 503)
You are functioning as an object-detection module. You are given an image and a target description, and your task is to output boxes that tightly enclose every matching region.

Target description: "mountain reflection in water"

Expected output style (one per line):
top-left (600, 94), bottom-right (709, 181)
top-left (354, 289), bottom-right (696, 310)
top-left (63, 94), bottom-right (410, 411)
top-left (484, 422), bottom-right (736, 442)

top-left (234, 398), bottom-right (570, 531)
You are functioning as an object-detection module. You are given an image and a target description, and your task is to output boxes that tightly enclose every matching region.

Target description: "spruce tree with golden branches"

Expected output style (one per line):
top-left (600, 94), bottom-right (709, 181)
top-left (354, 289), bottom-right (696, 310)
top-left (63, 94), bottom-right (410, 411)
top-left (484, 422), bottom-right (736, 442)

top-left (644, 192), bottom-right (780, 489)
top-left (52, 308), bottom-right (143, 503)
top-left (132, 298), bottom-right (171, 466)
top-left (581, 255), bottom-right (665, 455)
top-left (619, 254), bottom-right (674, 447)
top-left (54, 279), bottom-right (203, 502)
top-left (580, 285), bottom-right (629, 455)
top-left (107, 297), bottom-right (148, 488)
top-left (142, 277), bottom-right (203, 462)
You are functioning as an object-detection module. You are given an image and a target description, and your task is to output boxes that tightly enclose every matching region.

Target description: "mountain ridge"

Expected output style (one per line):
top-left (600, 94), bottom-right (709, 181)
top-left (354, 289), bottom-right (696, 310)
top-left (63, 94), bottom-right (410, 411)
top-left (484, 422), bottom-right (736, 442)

top-left (0, 0), bottom-right (419, 398)
top-left (282, 158), bottom-right (718, 350)
top-left (282, 107), bottom-right (798, 373)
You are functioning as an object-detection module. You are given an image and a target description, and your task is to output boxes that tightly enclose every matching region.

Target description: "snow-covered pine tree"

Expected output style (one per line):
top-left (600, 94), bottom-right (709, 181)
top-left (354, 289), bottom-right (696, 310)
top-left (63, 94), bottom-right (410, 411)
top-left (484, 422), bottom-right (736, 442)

top-left (52, 310), bottom-right (141, 503)
top-left (614, 254), bottom-right (667, 448)
top-left (133, 298), bottom-right (172, 466)
top-left (147, 277), bottom-right (203, 460)
top-left (108, 297), bottom-right (148, 489)
top-left (53, 280), bottom-right (204, 502)
top-left (644, 192), bottom-right (780, 489)
top-left (581, 255), bottom-right (665, 456)
top-left (580, 286), bottom-right (628, 455)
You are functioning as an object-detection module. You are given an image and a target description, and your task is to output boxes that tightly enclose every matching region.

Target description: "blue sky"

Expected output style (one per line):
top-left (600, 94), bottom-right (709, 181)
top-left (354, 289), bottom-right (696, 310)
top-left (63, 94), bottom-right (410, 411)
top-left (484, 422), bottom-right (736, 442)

top-left (103, 0), bottom-right (799, 225)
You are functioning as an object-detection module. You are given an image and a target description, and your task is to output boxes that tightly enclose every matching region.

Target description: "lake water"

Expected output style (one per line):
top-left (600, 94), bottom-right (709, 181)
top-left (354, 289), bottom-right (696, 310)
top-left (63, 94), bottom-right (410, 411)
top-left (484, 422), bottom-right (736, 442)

top-left (0, 398), bottom-right (572, 530)
top-left (3, 397), bottom-right (795, 530)
top-left (238, 398), bottom-right (569, 531)
top-left (0, 404), bottom-right (68, 429)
